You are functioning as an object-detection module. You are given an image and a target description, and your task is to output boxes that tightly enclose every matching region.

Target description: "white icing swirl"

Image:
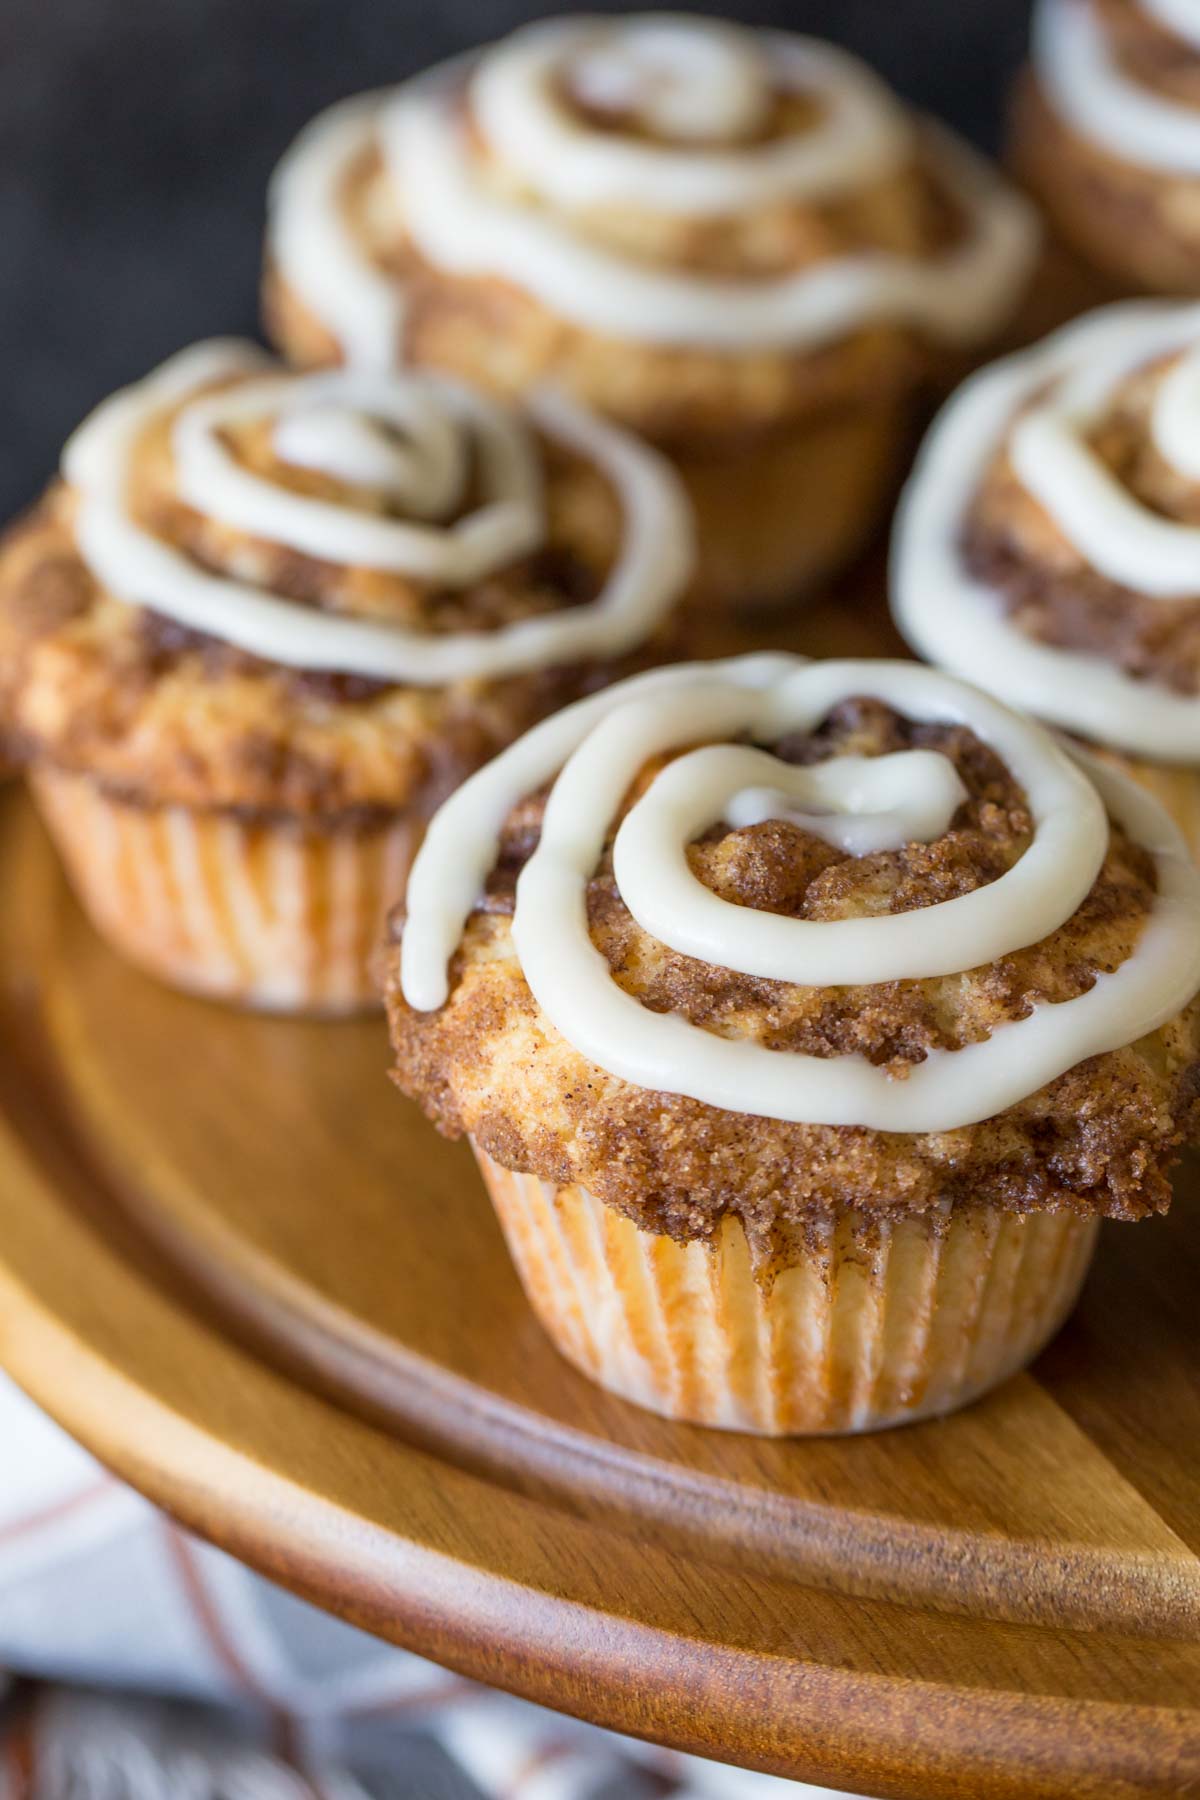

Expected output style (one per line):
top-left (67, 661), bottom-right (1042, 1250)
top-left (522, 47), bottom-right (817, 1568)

top-left (1144, 0), bottom-right (1200, 52)
top-left (1150, 341), bottom-right (1200, 479)
top-left (61, 340), bottom-right (693, 687)
top-left (171, 365), bottom-right (543, 584)
top-left (267, 93), bottom-right (402, 369)
top-left (1032, 0), bottom-right (1200, 173)
top-left (469, 17), bottom-right (910, 214)
top-left (720, 749), bottom-right (968, 857)
top-left (266, 21), bottom-right (1038, 361)
top-left (272, 403), bottom-right (462, 503)
top-left (400, 655), bottom-right (1200, 1132)
top-left (566, 16), bottom-right (769, 142)
top-left (893, 300), bottom-right (1200, 762)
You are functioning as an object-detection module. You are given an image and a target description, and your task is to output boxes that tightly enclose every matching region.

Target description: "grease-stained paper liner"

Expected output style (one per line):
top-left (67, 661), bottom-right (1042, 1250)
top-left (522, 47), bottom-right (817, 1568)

top-left (474, 1145), bottom-right (1098, 1435)
top-left (33, 767), bottom-right (415, 1014)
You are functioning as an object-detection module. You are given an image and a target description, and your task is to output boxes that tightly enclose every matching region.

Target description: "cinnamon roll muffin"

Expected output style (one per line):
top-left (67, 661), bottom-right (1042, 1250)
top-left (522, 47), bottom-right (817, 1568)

top-left (893, 300), bottom-right (1200, 857)
top-left (0, 339), bottom-right (691, 1012)
top-left (264, 15), bottom-right (1040, 616)
top-left (385, 656), bottom-right (1200, 1434)
top-left (1014, 0), bottom-right (1200, 298)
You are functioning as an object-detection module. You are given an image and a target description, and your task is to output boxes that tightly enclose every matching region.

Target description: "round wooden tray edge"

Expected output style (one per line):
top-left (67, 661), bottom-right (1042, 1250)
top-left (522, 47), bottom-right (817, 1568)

top-left (86, 1163), bottom-right (1200, 1642)
top-left (25, 887), bottom-right (1200, 1648)
top-left (1, 1110), bottom-right (1198, 1800)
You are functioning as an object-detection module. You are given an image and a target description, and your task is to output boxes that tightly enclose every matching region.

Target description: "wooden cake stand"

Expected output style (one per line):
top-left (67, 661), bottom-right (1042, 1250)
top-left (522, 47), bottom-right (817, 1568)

top-left (0, 596), bottom-right (1197, 1800)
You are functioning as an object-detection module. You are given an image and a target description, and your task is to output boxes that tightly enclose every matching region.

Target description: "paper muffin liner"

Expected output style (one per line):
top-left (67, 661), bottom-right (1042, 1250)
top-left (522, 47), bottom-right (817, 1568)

top-left (32, 767), bottom-right (416, 1014)
top-left (1086, 750), bottom-right (1200, 867)
top-left (680, 398), bottom-right (908, 617)
top-left (474, 1145), bottom-right (1098, 1435)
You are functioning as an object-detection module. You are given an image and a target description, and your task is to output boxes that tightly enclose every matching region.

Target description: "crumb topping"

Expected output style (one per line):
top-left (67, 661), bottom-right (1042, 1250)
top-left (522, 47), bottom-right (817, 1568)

top-left (963, 352), bottom-right (1200, 696)
top-left (386, 699), bottom-right (1200, 1242)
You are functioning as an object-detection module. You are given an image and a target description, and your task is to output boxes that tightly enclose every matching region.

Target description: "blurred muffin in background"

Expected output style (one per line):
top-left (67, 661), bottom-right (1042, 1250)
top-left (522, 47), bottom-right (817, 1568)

top-left (1013, 0), bottom-right (1200, 299)
top-left (265, 14), bottom-right (1040, 618)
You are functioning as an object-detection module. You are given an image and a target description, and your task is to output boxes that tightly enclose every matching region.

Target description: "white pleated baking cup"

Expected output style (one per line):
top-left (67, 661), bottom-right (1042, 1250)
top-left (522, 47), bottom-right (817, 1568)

top-left (474, 1144), bottom-right (1098, 1435)
top-left (33, 766), bottom-right (415, 1014)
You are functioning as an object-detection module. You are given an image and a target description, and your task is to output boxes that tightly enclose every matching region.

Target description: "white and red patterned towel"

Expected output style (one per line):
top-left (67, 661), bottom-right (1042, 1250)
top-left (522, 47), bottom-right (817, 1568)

top-left (0, 1374), bottom-right (865, 1799)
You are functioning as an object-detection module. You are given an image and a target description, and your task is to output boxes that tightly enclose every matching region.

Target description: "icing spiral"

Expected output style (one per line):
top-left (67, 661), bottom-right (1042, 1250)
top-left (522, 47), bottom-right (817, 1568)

top-left (468, 17), bottom-right (908, 214)
top-left (267, 17), bottom-right (1038, 363)
top-left (893, 300), bottom-right (1200, 761)
top-left (62, 340), bottom-right (693, 686)
top-left (401, 655), bottom-right (1200, 1132)
top-left (1144, 0), bottom-right (1200, 51)
top-left (1032, 0), bottom-right (1200, 172)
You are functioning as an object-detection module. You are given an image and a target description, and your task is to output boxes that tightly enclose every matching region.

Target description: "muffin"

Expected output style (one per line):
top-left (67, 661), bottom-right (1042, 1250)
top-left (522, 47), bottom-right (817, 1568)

top-left (1013, 0), bottom-right (1200, 299)
top-left (893, 298), bottom-right (1200, 857)
top-left (264, 14), bottom-right (1040, 616)
top-left (0, 339), bottom-right (692, 1012)
top-left (384, 654), bottom-right (1200, 1434)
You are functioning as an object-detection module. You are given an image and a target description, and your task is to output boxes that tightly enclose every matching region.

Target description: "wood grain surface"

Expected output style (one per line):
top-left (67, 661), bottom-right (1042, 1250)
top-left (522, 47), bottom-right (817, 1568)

top-left (0, 587), bottom-right (1196, 1799)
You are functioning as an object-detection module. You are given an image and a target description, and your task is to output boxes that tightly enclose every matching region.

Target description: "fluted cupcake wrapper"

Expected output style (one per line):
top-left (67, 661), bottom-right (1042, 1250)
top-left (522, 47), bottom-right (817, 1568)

top-left (32, 768), bottom-right (415, 1014)
top-left (474, 1145), bottom-right (1098, 1435)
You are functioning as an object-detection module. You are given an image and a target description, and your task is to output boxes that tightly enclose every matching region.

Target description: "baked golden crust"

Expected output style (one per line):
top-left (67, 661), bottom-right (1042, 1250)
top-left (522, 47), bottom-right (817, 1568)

top-left (1012, 68), bottom-right (1200, 296)
top-left (963, 349), bottom-right (1200, 694)
top-left (265, 117), bottom-right (978, 443)
top-left (385, 699), bottom-right (1200, 1242)
top-left (0, 374), bottom-right (674, 819)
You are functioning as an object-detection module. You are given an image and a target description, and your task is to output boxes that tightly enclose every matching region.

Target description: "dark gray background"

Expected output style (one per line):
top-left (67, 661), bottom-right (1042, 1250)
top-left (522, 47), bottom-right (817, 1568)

top-left (0, 0), bottom-right (1029, 519)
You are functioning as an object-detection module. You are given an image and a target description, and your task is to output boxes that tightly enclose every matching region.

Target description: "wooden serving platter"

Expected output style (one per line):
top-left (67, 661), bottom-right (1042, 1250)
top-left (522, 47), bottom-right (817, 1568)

top-left (0, 592), bottom-right (1198, 1799)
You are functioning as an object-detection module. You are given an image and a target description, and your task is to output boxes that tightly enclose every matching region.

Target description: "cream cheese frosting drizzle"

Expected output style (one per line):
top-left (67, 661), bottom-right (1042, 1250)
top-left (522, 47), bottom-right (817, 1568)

top-left (267, 93), bottom-right (402, 368)
top-left (171, 365), bottom-right (543, 583)
top-left (273, 402), bottom-right (459, 496)
top-left (893, 300), bottom-right (1200, 761)
top-left (400, 655), bottom-right (1200, 1132)
top-left (469, 17), bottom-right (909, 214)
top-left (720, 749), bottom-right (968, 857)
top-left (1032, 0), bottom-right (1200, 173)
top-left (566, 15), bottom-right (768, 143)
top-left (266, 18), bottom-right (1038, 359)
top-left (1144, 0), bottom-right (1200, 51)
top-left (62, 340), bottom-right (693, 686)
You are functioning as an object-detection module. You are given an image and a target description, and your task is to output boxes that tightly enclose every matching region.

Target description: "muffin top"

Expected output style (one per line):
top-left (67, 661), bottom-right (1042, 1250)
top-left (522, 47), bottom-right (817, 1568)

top-left (893, 300), bottom-right (1200, 763)
top-left (385, 656), bottom-right (1200, 1257)
top-left (1031, 0), bottom-right (1200, 176)
top-left (0, 340), bottom-right (691, 817)
top-left (264, 14), bottom-right (1038, 439)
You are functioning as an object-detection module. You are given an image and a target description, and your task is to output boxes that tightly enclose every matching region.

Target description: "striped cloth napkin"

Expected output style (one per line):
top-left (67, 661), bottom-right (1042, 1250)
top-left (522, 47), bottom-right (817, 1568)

top-left (0, 1375), bottom-right (863, 1800)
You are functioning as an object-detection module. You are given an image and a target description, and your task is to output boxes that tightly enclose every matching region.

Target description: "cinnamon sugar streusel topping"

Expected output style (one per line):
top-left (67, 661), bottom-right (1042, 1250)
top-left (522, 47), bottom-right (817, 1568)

top-left (385, 698), bottom-right (1200, 1248)
top-left (963, 352), bottom-right (1200, 695)
top-left (0, 345), bottom-right (686, 817)
top-left (892, 301), bottom-right (1200, 762)
top-left (0, 491), bottom-right (648, 820)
